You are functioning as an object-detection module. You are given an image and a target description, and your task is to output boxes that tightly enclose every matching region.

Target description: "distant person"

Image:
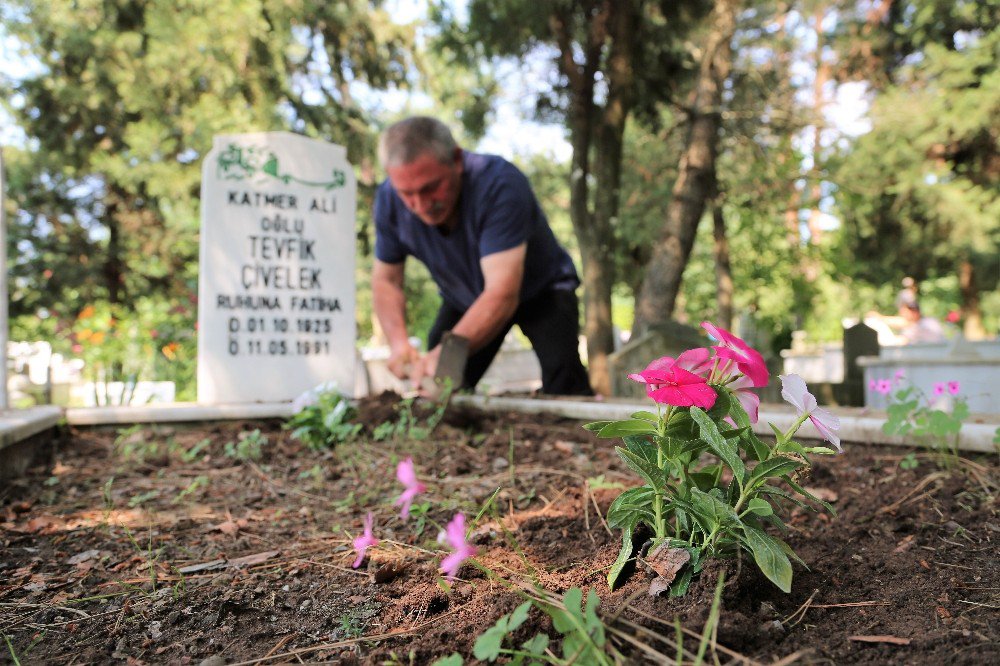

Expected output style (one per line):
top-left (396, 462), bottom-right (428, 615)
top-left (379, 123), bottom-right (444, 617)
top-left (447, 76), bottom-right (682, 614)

top-left (895, 276), bottom-right (919, 310)
top-left (899, 302), bottom-right (945, 344)
top-left (371, 116), bottom-right (592, 396)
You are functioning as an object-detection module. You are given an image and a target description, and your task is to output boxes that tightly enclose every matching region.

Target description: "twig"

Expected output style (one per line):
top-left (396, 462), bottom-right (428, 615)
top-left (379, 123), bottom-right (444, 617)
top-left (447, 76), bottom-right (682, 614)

top-left (781, 589), bottom-right (819, 627)
top-left (587, 484), bottom-right (614, 537)
top-left (957, 600), bottom-right (1000, 610)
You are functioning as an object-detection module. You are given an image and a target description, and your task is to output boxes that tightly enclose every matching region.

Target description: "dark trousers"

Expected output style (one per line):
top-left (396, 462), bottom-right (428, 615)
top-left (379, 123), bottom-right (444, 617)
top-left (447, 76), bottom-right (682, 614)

top-left (427, 288), bottom-right (593, 396)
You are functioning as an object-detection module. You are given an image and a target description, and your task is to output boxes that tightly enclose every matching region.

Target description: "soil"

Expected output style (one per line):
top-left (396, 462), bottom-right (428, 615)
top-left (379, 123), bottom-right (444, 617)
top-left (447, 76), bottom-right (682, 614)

top-left (1, 392), bottom-right (998, 665)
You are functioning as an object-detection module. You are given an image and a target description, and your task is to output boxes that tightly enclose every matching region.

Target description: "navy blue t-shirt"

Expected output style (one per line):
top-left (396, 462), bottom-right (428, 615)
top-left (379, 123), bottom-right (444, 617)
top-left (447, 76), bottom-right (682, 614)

top-left (374, 151), bottom-right (580, 311)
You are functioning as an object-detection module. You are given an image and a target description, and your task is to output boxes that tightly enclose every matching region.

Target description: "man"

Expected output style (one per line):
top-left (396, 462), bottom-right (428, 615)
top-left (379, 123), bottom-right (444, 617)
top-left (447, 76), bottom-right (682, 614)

top-left (899, 302), bottom-right (945, 344)
top-left (372, 116), bottom-right (592, 395)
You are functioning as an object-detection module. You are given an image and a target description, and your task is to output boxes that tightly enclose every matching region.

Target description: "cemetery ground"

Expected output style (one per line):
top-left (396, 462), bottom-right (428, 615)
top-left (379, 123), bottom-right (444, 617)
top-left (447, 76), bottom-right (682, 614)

top-left (1, 393), bottom-right (998, 665)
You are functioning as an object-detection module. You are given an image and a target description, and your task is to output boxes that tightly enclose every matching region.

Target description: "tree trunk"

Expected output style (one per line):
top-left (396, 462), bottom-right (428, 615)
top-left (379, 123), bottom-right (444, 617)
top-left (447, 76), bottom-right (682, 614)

top-left (550, 1), bottom-right (637, 396)
top-left (104, 195), bottom-right (124, 306)
top-left (958, 259), bottom-right (985, 340)
top-left (712, 202), bottom-right (734, 330)
top-left (632, 0), bottom-right (738, 335)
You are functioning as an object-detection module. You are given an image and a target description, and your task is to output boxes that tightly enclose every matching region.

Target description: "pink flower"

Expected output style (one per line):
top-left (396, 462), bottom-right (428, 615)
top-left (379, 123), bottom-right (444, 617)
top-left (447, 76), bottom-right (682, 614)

top-left (395, 458), bottom-right (426, 520)
top-left (933, 382), bottom-right (946, 396)
top-left (779, 374), bottom-right (841, 452)
top-left (728, 374), bottom-right (760, 424)
top-left (947, 381), bottom-right (961, 395)
top-left (869, 379), bottom-right (877, 391)
top-left (628, 357), bottom-right (717, 409)
top-left (876, 379), bottom-right (893, 395)
top-left (352, 512), bottom-right (378, 568)
top-left (701, 322), bottom-right (769, 387)
top-left (675, 347), bottom-right (713, 376)
top-left (894, 370), bottom-right (906, 383)
top-left (440, 513), bottom-right (477, 581)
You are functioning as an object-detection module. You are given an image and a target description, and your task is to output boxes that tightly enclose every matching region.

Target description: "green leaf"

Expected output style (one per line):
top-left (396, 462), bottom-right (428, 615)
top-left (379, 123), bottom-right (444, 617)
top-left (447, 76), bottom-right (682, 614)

top-left (521, 633), bottom-right (549, 656)
top-left (473, 614), bottom-right (509, 661)
top-left (749, 456), bottom-right (805, 486)
top-left (630, 410), bottom-right (659, 422)
top-left (685, 487), bottom-right (739, 532)
top-left (746, 498), bottom-right (773, 516)
top-left (551, 588), bottom-right (582, 633)
top-left (742, 525), bottom-right (793, 593)
top-left (690, 407), bottom-right (746, 485)
top-left (616, 446), bottom-right (666, 492)
top-left (508, 601), bottom-right (532, 631)
top-left (784, 477), bottom-right (837, 515)
top-left (430, 653), bottom-right (464, 666)
top-left (582, 420), bottom-right (613, 433)
top-left (606, 486), bottom-right (655, 529)
top-left (608, 527), bottom-right (635, 591)
top-left (584, 589), bottom-right (605, 646)
top-left (599, 420), bottom-right (658, 438)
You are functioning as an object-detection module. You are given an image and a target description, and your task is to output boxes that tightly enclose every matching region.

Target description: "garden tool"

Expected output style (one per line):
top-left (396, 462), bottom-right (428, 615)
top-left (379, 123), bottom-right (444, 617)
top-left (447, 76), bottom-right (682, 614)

top-left (403, 331), bottom-right (469, 399)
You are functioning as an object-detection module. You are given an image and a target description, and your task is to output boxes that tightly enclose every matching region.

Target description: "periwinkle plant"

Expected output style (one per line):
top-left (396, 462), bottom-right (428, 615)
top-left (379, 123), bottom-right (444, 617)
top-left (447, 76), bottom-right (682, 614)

top-left (585, 322), bottom-right (842, 595)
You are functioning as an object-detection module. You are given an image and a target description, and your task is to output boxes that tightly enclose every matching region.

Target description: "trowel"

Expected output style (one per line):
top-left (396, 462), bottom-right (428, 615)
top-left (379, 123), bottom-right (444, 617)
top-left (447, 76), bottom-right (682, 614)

top-left (405, 331), bottom-right (469, 399)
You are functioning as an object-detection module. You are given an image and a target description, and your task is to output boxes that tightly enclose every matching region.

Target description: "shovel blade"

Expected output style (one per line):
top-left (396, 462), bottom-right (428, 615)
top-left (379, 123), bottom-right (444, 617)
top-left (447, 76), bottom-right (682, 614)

top-left (432, 331), bottom-right (469, 394)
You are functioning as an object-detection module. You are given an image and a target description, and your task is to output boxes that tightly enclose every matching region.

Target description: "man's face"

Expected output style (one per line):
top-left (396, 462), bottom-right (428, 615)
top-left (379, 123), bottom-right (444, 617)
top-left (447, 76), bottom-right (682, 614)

top-left (386, 150), bottom-right (463, 228)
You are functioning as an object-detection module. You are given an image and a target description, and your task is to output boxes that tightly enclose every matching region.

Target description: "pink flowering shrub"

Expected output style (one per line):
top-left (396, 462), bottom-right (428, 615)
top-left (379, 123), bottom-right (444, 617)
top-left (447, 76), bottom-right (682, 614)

top-left (586, 322), bottom-right (841, 595)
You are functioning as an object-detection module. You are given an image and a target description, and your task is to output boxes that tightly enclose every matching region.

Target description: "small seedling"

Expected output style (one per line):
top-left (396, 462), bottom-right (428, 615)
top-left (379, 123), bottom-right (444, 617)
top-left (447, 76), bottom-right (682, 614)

top-left (224, 429), bottom-right (268, 461)
top-left (180, 437), bottom-right (212, 463)
top-left (286, 389), bottom-right (361, 449)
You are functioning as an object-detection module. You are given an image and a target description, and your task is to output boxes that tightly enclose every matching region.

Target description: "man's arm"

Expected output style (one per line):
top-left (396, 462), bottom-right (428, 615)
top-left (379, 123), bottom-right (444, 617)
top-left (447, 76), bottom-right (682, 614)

top-left (372, 258), bottom-right (420, 379)
top-left (422, 243), bottom-right (526, 377)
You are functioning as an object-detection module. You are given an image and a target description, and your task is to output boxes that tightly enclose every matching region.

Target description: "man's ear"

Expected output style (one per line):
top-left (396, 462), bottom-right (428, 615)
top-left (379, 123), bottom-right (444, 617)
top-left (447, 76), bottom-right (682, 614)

top-left (452, 146), bottom-right (463, 166)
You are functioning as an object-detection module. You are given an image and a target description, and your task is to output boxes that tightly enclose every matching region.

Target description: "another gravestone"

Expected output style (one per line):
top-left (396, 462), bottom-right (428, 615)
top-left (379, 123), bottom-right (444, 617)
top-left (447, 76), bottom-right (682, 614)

top-left (608, 321), bottom-right (705, 398)
top-left (197, 133), bottom-right (357, 403)
top-left (842, 322), bottom-right (879, 406)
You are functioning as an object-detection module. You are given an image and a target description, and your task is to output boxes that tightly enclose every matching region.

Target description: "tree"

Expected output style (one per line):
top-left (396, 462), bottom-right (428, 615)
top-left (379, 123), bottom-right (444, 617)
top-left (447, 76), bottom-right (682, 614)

top-left (832, 5), bottom-right (999, 337)
top-left (632, 0), bottom-right (740, 335)
top-left (2, 0), bottom-right (411, 326)
top-left (436, 0), bottom-right (708, 393)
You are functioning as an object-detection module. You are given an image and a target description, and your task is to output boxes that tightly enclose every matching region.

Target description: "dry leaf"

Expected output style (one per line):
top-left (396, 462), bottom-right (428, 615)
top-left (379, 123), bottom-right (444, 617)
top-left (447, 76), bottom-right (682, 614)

top-left (645, 544), bottom-right (691, 596)
top-left (893, 535), bottom-right (915, 553)
top-left (228, 550), bottom-right (279, 568)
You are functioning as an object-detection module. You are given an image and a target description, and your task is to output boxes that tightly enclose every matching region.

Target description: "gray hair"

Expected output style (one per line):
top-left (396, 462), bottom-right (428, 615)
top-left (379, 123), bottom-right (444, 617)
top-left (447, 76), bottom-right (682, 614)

top-left (378, 116), bottom-right (458, 169)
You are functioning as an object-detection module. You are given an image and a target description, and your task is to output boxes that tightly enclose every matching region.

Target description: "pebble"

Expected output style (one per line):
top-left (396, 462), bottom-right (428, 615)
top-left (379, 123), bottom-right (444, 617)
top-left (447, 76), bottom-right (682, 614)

top-left (198, 657), bottom-right (227, 666)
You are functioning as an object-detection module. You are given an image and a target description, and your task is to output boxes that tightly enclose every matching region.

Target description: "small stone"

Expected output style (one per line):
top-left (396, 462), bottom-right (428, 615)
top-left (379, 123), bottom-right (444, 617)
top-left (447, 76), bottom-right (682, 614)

top-left (148, 620), bottom-right (162, 640)
top-left (198, 657), bottom-right (227, 666)
top-left (491, 457), bottom-right (509, 471)
top-left (200, 612), bottom-right (219, 629)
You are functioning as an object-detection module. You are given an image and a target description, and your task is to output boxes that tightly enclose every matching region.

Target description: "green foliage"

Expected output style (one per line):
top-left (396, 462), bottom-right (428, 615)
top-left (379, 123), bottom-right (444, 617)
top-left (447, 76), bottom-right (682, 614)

top-left (2, 0), bottom-right (413, 371)
top-left (587, 393), bottom-right (835, 595)
top-left (372, 385), bottom-right (452, 442)
top-left (286, 389), bottom-right (361, 451)
top-left (224, 429), bottom-right (268, 462)
top-left (467, 588), bottom-right (611, 665)
top-left (882, 379), bottom-right (971, 461)
top-left (831, 18), bottom-right (999, 333)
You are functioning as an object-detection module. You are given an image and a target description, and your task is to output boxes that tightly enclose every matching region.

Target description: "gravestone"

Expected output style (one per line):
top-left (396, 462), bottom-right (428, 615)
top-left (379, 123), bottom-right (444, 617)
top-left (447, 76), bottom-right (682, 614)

top-left (608, 321), bottom-right (705, 398)
top-left (197, 133), bottom-right (357, 403)
top-left (842, 322), bottom-right (879, 406)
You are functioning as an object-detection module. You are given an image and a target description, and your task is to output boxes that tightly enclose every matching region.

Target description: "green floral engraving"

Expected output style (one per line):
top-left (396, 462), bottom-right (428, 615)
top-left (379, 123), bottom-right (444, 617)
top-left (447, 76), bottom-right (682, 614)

top-left (216, 143), bottom-right (346, 190)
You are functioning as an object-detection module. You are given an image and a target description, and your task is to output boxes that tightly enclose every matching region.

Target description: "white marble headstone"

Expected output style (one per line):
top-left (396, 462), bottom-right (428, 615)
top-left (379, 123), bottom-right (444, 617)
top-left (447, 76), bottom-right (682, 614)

top-left (197, 132), bottom-right (357, 403)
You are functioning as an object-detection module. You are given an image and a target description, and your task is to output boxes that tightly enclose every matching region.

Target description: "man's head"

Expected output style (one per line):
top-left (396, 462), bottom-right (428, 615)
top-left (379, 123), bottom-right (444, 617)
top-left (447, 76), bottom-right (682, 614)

top-left (379, 116), bottom-right (463, 229)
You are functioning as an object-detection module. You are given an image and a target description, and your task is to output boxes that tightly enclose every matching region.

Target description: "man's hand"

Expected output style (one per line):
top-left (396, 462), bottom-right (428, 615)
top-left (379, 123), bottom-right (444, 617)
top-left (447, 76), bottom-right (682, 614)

top-left (387, 343), bottom-right (421, 381)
